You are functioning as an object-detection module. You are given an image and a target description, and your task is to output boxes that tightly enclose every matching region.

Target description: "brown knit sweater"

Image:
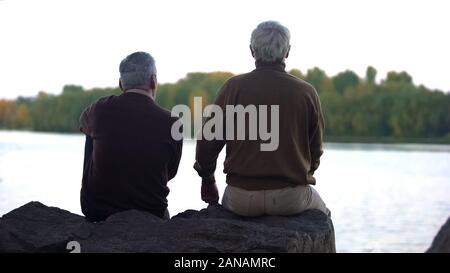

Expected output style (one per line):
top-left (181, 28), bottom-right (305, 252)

top-left (194, 61), bottom-right (324, 190)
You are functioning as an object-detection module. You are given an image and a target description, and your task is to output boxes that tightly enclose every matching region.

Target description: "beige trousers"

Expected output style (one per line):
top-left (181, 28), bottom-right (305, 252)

top-left (222, 184), bottom-right (330, 217)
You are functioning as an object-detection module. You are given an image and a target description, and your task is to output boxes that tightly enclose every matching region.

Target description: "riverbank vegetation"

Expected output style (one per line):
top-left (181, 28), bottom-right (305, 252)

top-left (0, 66), bottom-right (449, 143)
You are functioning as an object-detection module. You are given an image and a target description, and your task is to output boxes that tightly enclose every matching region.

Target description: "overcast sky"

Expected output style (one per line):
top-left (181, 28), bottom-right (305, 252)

top-left (0, 0), bottom-right (449, 99)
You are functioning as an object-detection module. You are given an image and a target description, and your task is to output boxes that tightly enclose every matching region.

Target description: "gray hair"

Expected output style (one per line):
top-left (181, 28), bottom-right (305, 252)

top-left (250, 21), bottom-right (291, 63)
top-left (119, 51), bottom-right (156, 89)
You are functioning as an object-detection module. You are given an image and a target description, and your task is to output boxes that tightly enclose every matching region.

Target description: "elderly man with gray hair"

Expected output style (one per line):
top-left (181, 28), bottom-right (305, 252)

top-left (195, 21), bottom-right (330, 217)
top-left (79, 51), bottom-right (183, 221)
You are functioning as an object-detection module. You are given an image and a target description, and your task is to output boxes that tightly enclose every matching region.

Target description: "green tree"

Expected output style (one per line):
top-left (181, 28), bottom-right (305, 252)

top-left (305, 67), bottom-right (327, 90)
top-left (365, 66), bottom-right (377, 84)
top-left (386, 71), bottom-right (413, 84)
top-left (289, 69), bottom-right (304, 79)
top-left (332, 70), bottom-right (360, 94)
top-left (0, 68), bottom-right (448, 142)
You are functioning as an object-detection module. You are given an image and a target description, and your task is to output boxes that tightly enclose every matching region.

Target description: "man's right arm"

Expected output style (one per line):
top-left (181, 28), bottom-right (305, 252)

top-left (309, 89), bottom-right (325, 175)
top-left (194, 135), bottom-right (225, 204)
top-left (82, 134), bottom-right (94, 181)
top-left (168, 138), bottom-right (183, 181)
top-left (193, 80), bottom-right (230, 181)
top-left (193, 80), bottom-right (230, 204)
top-left (79, 103), bottom-right (95, 136)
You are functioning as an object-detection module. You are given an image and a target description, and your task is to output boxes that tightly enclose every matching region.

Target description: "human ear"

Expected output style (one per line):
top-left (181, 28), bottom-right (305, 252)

top-left (119, 80), bottom-right (124, 92)
top-left (150, 75), bottom-right (157, 91)
top-left (285, 45), bottom-right (291, 59)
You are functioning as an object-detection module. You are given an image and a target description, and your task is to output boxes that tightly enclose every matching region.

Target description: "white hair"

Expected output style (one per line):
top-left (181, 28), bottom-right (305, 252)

top-left (119, 51), bottom-right (156, 89)
top-left (250, 21), bottom-right (291, 63)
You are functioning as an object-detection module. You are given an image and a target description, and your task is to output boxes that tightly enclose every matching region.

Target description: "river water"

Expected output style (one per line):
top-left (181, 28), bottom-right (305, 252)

top-left (0, 130), bottom-right (449, 252)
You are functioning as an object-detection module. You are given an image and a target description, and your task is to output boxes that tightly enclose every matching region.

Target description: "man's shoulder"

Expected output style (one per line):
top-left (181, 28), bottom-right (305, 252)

top-left (233, 69), bottom-right (314, 89)
top-left (154, 103), bottom-right (176, 118)
top-left (219, 71), bottom-right (267, 91)
top-left (89, 95), bottom-right (118, 109)
top-left (285, 73), bottom-right (316, 91)
top-left (153, 104), bottom-right (183, 143)
top-left (80, 95), bottom-right (117, 115)
top-left (151, 102), bottom-right (182, 127)
top-left (283, 73), bottom-right (321, 101)
top-left (221, 73), bottom-right (248, 87)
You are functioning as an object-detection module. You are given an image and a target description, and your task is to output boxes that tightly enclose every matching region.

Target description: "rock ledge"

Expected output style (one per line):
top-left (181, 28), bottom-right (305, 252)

top-left (427, 217), bottom-right (450, 253)
top-left (0, 201), bottom-right (335, 253)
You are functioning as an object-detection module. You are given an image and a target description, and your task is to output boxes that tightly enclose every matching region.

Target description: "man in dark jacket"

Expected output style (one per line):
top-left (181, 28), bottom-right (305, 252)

top-left (194, 21), bottom-right (329, 217)
top-left (79, 51), bottom-right (182, 221)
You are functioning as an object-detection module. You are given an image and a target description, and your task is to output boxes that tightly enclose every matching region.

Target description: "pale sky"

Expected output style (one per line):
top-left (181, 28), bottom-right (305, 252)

top-left (0, 0), bottom-right (449, 99)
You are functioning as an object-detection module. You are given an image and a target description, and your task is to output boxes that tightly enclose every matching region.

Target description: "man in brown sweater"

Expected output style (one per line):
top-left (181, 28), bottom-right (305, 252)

top-left (194, 21), bottom-right (329, 216)
top-left (79, 52), bottom-right (182, 221)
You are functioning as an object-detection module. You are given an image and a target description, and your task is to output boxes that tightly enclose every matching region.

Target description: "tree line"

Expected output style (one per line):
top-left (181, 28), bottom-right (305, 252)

top-left (0, 66), bottom-right (449, 142)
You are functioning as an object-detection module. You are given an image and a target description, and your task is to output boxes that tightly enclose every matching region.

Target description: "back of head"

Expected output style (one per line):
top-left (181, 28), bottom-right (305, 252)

top-left (119, 51), bottom-right (156, 90)
top-left (250, 21), bottom-right (291, 63)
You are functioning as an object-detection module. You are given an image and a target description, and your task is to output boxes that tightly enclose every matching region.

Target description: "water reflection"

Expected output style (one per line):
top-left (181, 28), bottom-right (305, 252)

top-left (0, 131), bottom-right (449, 252)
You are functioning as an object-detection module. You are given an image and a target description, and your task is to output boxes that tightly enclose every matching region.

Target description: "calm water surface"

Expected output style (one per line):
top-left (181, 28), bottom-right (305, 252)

top-left (0, 130), bottom-right (449, 252)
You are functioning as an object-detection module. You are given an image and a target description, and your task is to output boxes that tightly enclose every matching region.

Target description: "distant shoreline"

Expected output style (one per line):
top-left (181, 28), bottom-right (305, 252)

top-left (1, 129), bottom-right (450, 146)
top-left (323, 135), bottom-right (450, 145)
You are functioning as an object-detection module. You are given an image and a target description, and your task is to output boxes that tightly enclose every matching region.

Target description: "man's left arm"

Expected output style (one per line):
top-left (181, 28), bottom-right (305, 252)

top-left (309, 89), bottom-right (325, 175)
top-left (168, 138), bottom-right (183, 181)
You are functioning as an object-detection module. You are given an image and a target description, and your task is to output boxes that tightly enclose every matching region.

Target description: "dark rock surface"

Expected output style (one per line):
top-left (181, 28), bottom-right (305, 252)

top-left (0, 201), bottom-right (335, 253)
top-left (427, 217), bottom-right (450, 253)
